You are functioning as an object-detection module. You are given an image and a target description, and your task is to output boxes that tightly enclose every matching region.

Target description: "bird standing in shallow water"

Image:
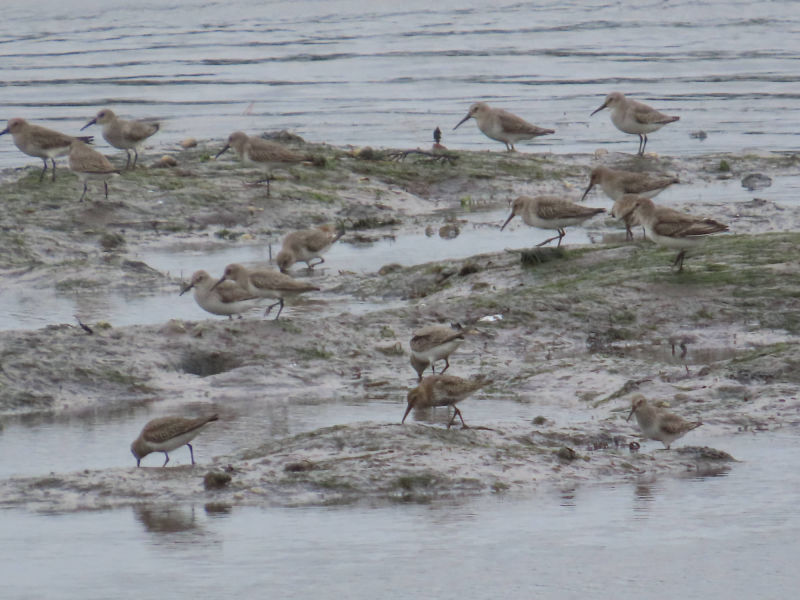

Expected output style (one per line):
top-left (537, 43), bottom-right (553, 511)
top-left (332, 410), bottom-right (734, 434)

top-left (453, 101), bottom-right (554, 151)
top-left (501, 195), bottom-right (605, 247)
top-left (131, 414), bottom-right (218, 467)
top-left (591, 92), bottom-right (679, 156)
top-left (402, 374), bottom-right (488, 429)
top-left (276, 224), bottom-right (345, 273)
top-left (626, 394), bottom-right (701, 450)
top-left (212, 263), bottom-right (319, 320)
top-left (82, 108), bottom-right (159, 169)
top-left (180, 270), bottom-right (263, 319)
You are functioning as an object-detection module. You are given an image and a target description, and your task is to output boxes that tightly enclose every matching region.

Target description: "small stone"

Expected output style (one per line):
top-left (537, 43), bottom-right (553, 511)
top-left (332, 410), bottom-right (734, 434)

top-left (180, 138), bottom-right (198, 149)
top-left (556, 446), bottom-right (578, 461)
top-left (203, 470), bottom-right (232, 490)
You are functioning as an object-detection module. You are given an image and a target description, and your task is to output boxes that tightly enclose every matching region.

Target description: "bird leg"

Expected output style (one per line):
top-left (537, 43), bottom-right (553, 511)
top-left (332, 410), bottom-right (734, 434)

top-left (79, 182), bottom-right (88, 202)
top-left (439, 358), bottom-right (451, 375)
top-left (672, 250), bottom-right (686, 271)
top-left (51, 159), bottom-right (57, 182)
top-left (187, 443), bottom-right (195, 465)
top-left (39, 159), bottom-right (48, 182)
top-left (264, 298), bottom-right (285, 320)
top-left (447, 406), bottom-right (468, 430)
top-left (162, 452), bottom-right (170, 467)
top-left (625, 226), bottom-right (633, 241)
top-left (104, 180), bottom-right (109, 199)
top-left (131, 149), bottom-right (139, 169)
top-left (307, 257), bottom-right (325, 269)
top-left (125, 150), bottom-right (132, 170)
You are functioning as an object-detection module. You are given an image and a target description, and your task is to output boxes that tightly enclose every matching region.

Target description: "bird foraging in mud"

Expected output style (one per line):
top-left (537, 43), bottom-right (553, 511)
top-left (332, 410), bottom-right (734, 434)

top-left (276, 224), bottom-right (345, 273)
top-left (409, 323), bottom-right (469, 381)
top-left (626, 394), bottom-right (701, 450)
top-left (212, 263), bottom-right (319, 320)
top-left (402, 374), bottom-right (489, 429)
top-left (627, 196), bottom-right (729, 271)
top-left (501, 195), bottom-right (605, 247)
top-left (131, 414), bottom-right (218, 467)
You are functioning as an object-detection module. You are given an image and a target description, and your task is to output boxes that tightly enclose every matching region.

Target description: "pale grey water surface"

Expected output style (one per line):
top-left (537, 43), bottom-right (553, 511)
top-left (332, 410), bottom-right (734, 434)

top-left (1, 0), bottom-right (799, 170)
top-left (2, 431), bottom-right (798, 599)
top-left (2, 1), bottom-right (799, 597)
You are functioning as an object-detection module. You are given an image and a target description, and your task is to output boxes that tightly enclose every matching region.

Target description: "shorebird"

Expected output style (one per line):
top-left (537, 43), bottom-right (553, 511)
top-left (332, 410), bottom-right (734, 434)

top-left (581, 166), bottom-right (679, 202)
top-left (276, 224), bottom-right (345, 273)
top-left (453, 101), bottom-right (554, 151)
top-left (68, 140), bottom-right (120, 201)
top-left (402, 374), bottom-right (488, 429)
top-left (180, 270), bottom-right (263, 319)
top-left (215, 131), bottom-right (307, 195)
top-left (590, 92), bottom-right (679, 156)
top-left (81, 108), bottom-right (159, 169)
top-left (610, 194), bottom-right (646, 241)
top-left (628, 196), bottom-right (728, 271)
top-left (501, 195), bottom-right (605, 247)
top-left (0, 118), bottom-right (93, 182)
top-left (409, 323), bottom-right (467, 381)
top-left (626, 394), bottom-right (701, 450)
top-left (212, 263), bottom-right (319, 320)
top-left (131, 414), bottom-right (218, 467)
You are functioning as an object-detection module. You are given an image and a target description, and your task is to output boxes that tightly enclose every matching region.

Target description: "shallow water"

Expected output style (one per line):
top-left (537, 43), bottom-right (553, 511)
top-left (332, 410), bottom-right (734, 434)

top-left (2, 431), bottom-right (797, 599)
top-left (1, 0), bottom-right (799, 172)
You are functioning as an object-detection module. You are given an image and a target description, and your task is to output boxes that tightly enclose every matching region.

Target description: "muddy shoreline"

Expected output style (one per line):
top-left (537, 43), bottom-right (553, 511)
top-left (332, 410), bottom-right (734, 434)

top-left (1, 138), bottom-right (798, 511)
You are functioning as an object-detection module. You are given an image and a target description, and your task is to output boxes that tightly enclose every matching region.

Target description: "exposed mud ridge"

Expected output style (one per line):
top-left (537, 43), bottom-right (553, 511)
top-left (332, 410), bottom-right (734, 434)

top-left (0, 142), bottom-right (799, 511)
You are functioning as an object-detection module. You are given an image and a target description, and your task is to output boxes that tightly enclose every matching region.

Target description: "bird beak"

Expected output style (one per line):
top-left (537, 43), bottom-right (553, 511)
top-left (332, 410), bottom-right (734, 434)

top-left (580, 182), bottom-right (594, 202)
top-left (500, 212), bottom-right (516, 231)
top-left (401, 402), bottom-right (414, 424)
top-left (590, 101), bottom-right (609, 117)
top-left (209, 276), bottom-right (226, 292)
top-left (215, 144), bottom-right (230, 159)
top-left (179, 282), bottom-right (194, 296)
top-left (0, 127), bottom-right (8, 136)
top-left (453, 113), bottom-right (471, 130)
top-left (81, 118), bottom-right (97, 131)
top-left (626, 406), bottom-right (637, 422)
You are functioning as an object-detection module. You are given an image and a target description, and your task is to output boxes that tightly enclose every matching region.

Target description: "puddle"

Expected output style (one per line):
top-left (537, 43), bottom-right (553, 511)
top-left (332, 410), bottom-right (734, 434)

top-left (2, 431), bottom-right (798, 599)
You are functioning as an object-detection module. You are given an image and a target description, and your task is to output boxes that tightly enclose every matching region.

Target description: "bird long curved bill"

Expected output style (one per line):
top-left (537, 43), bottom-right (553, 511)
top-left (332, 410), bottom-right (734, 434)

top-left (215, 144), bottom-right (230, 159)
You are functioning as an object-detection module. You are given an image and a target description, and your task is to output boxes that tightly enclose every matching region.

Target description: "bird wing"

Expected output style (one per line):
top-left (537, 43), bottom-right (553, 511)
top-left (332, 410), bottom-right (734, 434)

top-left (250, 269), bottom-right (319, 292)
top-left (623, 173), bottom-right (678, 195)
top-left (410, 326), bottom-right (464, 352)
top-left (536, 197), bottom-right (605, 220)
top-left (248, 138), bottom-right (304, 163)
top-left (631, 101), bottom-right (678, 125)
top-left (652, 207), bottom-right (727, 237)
top-left (302, 228), bottom-right (337, 253)
top-left (658, 412), bottom-right (700, 435)
top-left (123, 120), bottom-right (159, 143)
top-left (142, 416), bottom-right (215, 443)
top-left (73, 145), bottom-right (116, 173)
top-left (496, 109), bottom-right (552, 136)
top-left (215, 280), bottom-right (260, 304)
top-left (28, 126), bottom-right (73, 151)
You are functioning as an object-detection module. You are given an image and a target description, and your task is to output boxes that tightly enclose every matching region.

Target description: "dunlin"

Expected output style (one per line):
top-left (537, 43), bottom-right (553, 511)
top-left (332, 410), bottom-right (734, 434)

top-left (453, 101), bottom-right (554, 151)
top-left (215, 131), bottom-right (306, 194)
top-left (180, 270), bottom-right (263, 319)
top-left (68, 140), bottom-right (120, 201)
top-left (212, 263), bottom-right (319, 320)
top-left (629, 196), bottom-right (729, 271)
top-left (626, 394), bottom-right (701, 450)
top-left (81, 108), bottom-right (159, 169)
top-left (0, 118), bottom-right (93, 182)
top-left (581, 166), bottom-right (679, 202)
top-left (276, 224), bottom-right (345, 273)
top-left (590, 92), bottom-right (679, 156)
top-left (409, 323), bottom-right (467, 381)
top-left (131, 414), bottom-right (218, 467)
top-left (609, 193), bottom-right (645, 241)
top-left (402, 374), bottom-right (488, 429)
top-left (501, 195), bottom-right (605, 247)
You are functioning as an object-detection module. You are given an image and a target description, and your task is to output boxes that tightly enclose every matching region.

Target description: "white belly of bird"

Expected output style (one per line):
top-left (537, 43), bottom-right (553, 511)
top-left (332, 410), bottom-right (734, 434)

top-left (195, 289), bottom-right (260, 316)
top-left (644, 225), bottom-right (704, 251)
top-left (479, 117), bottom-right (512, 144)
top-left (144, 429), bottom-right (204, 454)
top-left (412, 339), bottom-right (463, 365)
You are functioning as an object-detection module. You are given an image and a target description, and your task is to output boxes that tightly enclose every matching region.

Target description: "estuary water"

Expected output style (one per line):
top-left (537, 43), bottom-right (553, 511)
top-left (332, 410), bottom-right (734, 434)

top-left (1, 2), bottom-right (799, 598)
top-left (1, 0), bottom-right (798, 169)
